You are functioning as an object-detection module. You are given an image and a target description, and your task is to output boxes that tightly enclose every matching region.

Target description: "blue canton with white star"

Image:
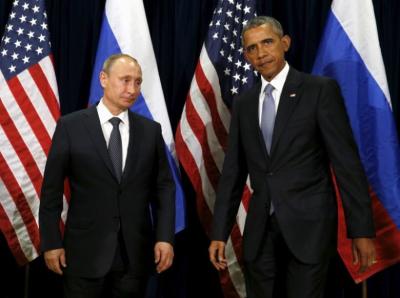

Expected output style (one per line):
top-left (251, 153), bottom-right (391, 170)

top-left (205, 0), bottom-right (257, 107)
top-left (0, 0), bottom-right (51, 80)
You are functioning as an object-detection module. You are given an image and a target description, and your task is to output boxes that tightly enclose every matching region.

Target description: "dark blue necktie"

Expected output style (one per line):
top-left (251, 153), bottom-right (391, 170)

top-left (108, 117), bottom-right (122, 182)
top-left (261, 84), bottom-right (276, 154)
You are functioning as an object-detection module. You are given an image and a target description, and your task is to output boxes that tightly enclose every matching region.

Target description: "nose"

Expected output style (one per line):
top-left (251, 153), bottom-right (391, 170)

top-left (126, 82), bottom-right (137, 94)
top-left (256, 44), bottom-right (268, 59)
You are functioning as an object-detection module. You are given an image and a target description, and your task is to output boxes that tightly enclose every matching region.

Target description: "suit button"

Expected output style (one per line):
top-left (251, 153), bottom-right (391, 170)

top-left (267, 172), bottom-right (274, 176)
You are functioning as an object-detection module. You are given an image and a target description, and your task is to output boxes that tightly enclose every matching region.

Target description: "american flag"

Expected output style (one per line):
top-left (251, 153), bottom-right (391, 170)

top-left (0, 0), bottom-right (64, 265)
top-left (175, 0), bottom-right (257, 296)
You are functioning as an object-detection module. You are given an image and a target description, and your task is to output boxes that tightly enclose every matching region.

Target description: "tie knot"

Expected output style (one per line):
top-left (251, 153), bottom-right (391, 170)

top-left (264, 84), bottom-right (274, 96)
top-left (109, 117), bottom-right (121, 128)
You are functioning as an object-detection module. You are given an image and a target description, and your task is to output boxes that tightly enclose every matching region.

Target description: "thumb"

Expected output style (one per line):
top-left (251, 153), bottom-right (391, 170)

top-left (352, 244), bottom-right (359, 265)
top-left (60, 251), bottom-right (67, 267)
top-left (154, 247), bottom-right (161, 264)
top-left (218, 244), bottom-right (225, 262)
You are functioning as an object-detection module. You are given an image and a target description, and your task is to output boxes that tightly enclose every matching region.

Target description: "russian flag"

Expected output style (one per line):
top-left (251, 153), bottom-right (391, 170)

top-left (88, 0), bottom-right (185, 233)
top-left (313, 0), bottom-right (400, 282)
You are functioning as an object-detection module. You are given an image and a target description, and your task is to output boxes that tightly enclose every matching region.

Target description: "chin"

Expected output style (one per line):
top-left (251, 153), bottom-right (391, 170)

top-left (122, 100), bottom-right (134, 106)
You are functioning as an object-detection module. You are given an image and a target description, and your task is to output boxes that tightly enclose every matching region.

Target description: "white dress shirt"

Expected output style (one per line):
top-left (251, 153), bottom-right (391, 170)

top-left (97, 99), bottom-right (130, 170)
top-left (258, 62), bottom-right (290, 126)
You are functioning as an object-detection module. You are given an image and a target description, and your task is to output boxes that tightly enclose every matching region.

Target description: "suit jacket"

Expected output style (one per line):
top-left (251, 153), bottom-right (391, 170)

top-left (212, 67), bottom-right (374, 264)
top-left (39, 105), bottom-right (175, 278)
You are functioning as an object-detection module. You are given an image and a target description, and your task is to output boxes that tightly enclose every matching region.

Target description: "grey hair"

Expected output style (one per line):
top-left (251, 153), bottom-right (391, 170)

top-left (102, 53), bottom-right (139, 74)
top-left (242, 16), bottom-right (284, 45)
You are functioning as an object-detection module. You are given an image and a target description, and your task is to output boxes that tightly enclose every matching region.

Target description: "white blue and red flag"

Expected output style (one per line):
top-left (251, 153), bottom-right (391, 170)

top-left (313, 0), bottom-right (400, 282)
top-left (88, 0), bottom-right (185, 232)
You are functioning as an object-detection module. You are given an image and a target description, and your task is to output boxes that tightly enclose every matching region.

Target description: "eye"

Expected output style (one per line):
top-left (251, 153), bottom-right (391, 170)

top-left (246, 45), bottom-right (256, 54)
top-left (262, 38), bottom-right (273, 45)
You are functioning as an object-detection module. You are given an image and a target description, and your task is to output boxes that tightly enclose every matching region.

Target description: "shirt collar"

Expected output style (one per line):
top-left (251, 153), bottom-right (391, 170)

top-left (260, 62), bottom-right (290, 94)
top-left (97, 98), bottom-right (129, 125)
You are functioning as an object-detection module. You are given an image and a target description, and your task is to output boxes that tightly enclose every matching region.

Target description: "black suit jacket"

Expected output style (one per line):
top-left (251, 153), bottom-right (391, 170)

top-left (39, 105), bottom-right (175, 278)
top-left (212, 68), bottom-right (374, 264)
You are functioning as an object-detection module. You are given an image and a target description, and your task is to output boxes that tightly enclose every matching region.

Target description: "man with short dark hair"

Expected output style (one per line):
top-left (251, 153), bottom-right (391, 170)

top-left (40, 54), bottom-right (175, 298)
top-left (209, 16), bottom-right (375, 298)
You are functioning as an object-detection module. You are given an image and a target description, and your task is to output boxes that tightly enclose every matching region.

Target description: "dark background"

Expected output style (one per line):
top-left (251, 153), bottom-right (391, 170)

top-left (1, 0), bottom-right (399, 297)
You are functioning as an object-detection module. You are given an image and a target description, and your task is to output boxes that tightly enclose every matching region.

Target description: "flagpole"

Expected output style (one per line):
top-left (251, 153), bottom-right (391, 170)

top-left (362, 280), bottom-right (367, 298)
top-left (24, 263), bottom-right (30, 298)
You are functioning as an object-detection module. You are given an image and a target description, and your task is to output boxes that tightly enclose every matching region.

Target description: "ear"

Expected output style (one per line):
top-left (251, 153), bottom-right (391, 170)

top-left (99, 71), bottom-right (107, 88)
top-left (243, 49), bottom-right (252, 63)
top-left (281, 35), bottom-right (291, 53)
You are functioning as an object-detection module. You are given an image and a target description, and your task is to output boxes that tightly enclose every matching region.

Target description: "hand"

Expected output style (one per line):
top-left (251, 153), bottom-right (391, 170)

top-left (209, 240), bottom-right (227, 271)
top-left (44, 248), bottom-right (67, 275)
top-left (352, 238), bottom-right (376, 273)
top-left (154, 242), bottom-right (174, 273)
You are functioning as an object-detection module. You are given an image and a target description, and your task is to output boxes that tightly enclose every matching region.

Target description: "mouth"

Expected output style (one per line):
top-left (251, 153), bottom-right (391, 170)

top-left (258, 60), bottom-right (273, 69)
top-left (122, 95), bottom-right (136, 101)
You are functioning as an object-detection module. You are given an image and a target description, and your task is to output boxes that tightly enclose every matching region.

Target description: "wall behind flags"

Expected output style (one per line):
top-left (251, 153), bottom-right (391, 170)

top-left (0, 0), bottom-right (399, 297)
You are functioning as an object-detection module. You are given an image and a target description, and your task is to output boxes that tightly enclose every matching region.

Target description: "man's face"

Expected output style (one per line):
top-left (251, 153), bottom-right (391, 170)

top-left (100, 57), bottom-right (142, 113)
top-left (243, 24), bottom-right (290, 81)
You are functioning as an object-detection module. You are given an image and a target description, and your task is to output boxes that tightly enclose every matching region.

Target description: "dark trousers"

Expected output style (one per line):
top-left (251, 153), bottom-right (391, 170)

top-left (63, 233), bottom-right (147, 298)
top-left (244, 215), bottom-right (330, 298)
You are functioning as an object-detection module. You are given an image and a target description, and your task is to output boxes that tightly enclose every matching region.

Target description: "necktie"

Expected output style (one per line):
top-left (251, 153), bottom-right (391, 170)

top-left (108, 117), bottom-right (122, 182)
top-left (261, 84), bottom-right (276, 214)
top-left (261, 84), bottom-right (276, 153)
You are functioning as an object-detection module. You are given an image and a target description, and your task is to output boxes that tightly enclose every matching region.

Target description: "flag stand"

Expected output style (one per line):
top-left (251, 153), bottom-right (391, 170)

top-left (362, 280), bottom-right (367, 298)
top-left (24, 263), bottom-right (30, 298)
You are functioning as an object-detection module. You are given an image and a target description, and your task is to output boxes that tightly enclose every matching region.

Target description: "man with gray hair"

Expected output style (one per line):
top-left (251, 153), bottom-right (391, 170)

top-left (40, 53), bottom-right (175, 297)
top-left (209, 16), bottom-right (375, 298)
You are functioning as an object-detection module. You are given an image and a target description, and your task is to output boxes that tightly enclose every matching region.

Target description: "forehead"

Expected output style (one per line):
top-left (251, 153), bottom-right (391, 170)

top-left (109, 58), bottom-right (142, 76)
top-left (243, 24), bottom-right (279, 45)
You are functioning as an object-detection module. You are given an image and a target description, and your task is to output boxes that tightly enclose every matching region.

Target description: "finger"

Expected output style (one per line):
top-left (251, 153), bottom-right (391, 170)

top-left (217, 245), bottom-right (226, 263)
top-left (159, 255), bottom-right (171, 272)
top-left (218, 260), bottom-right (227, 270)
top-left (51, 259), bottom-right (63, 275)
top-left (217, 245), bottom-right (228, 270)
top-left (209, 247), bottom-right (220, 270)
top-left (159, 253), bottom-right (173, 273)
top-left (209, 246), bottom-right (217, 262)
top-left (358, 254), bottom-right (368, 273)
top-left (371, 247), bottom-right (377, 266)
top-left (157, 253), bottom-right (173, 273)
top-left (45, 255), bottom-right (62, 275)
top-left (154, 247), bottom-right (161, 264)
top-left (368, 249), bottom-right (376, 267)
top-left (60, 252), bottom-right (67, 268)
top-left (352, 245), bottom-right (359, 265)
top-left (44, 257), bottom-right (51, 270)
top-left (211, 258), bottom-right (223, 270)
top-left (156, 250), bottom-right (168, 273)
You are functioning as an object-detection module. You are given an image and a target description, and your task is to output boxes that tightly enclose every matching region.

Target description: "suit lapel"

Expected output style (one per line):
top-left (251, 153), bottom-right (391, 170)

top-left (83, 106), bottom-right (116, 179)
top-left (121, 111), bottom-right (142, 187)
top-left (270, 68), bottom-right (303, 156)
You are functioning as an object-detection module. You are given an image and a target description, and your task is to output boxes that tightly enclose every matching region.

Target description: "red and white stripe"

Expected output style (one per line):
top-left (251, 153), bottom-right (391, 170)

top-left (0, 55), bottom-right (67, 264)
top-left (176, 46), bottom-right (251, 297)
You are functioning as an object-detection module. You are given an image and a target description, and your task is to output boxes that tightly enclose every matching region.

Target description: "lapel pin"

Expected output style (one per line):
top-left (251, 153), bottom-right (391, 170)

top-left (289, 93), bottom-right (296, 98)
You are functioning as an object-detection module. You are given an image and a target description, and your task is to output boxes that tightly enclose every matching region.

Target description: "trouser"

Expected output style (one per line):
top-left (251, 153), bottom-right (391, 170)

top-left (244, 215), bottom-right (330, 298)
top-left (64, 232), bottom-right (147, 298)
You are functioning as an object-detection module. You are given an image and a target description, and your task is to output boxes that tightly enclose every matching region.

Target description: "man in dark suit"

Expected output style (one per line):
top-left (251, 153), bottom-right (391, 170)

top-left (209, 16), bottom-right (376, 298)
top-left (39, 54), bottom-right (175, 298)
